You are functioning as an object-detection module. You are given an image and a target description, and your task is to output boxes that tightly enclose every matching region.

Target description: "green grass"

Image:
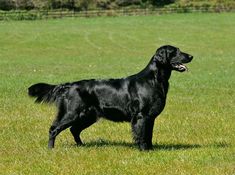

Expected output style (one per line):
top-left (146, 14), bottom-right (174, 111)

top-left (0, 13), bottom-right (235, 175)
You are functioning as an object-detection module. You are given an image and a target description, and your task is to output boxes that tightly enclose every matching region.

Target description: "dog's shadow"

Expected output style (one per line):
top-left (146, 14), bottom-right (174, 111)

top-left (74, 139), bottom-right (229, 150)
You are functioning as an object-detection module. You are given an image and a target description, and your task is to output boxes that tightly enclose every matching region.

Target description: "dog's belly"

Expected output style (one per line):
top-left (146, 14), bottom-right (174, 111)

top-left (101, 107), bottom-right (131, 122)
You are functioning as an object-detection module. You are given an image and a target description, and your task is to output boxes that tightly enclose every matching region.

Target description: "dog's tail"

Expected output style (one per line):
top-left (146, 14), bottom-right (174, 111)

top-left (28, 83), bottom-right (58, 103)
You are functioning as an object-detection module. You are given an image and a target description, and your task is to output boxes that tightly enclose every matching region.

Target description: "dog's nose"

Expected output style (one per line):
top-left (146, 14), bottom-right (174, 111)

top-left (189, 55), bottom-right (193, 60)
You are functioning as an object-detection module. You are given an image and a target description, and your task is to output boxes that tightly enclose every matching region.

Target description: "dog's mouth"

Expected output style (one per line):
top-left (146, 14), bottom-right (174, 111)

top-left (171, 63), bottom-right (188, 72)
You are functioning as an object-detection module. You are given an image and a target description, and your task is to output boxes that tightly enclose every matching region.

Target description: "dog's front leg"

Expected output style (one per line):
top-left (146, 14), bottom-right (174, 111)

top-left (131, 113), bottom-right (155, 151)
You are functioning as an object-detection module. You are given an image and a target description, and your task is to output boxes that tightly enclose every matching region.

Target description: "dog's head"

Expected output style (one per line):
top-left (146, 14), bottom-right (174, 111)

top-left (154, 45), bottom-right (193, 72)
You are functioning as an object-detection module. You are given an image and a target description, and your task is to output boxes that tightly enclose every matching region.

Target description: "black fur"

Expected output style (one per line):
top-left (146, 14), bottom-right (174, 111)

top-left (28, 45), bottom-right (193, 150)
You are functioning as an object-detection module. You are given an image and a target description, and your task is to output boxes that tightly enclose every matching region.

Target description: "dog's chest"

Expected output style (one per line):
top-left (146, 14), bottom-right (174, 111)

top-left (149, 97), bottom-right (166, 117)
top-left (140, 82), bottom-right (168, 117)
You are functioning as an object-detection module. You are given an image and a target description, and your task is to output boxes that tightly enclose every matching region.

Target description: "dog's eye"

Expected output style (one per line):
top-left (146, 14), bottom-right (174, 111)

top-left (159, 50), bottom-right (165, 57)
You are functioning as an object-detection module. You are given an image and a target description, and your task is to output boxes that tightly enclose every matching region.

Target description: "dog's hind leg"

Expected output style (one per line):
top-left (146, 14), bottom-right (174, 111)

top-left (48, 111), bottom-right (78, 149)
top-left (70, 107), bottom-right (97, 146)
top-left (131, 113), bottom-right (155, 151)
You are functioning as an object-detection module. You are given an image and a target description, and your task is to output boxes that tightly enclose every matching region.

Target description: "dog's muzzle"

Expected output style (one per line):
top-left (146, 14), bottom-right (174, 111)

top-left (172, 63), bottom-right (188, 72)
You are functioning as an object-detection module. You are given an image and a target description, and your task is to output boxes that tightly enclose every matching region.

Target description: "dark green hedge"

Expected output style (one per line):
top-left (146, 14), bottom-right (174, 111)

top-left (0, 0), bottom-right (174, 10)
top-left (0, 0), bottom-right (234, 11)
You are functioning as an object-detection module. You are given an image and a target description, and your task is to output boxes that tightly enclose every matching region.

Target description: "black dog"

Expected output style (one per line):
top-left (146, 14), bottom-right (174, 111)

top-left (28, 45), bottom-right (193, 150)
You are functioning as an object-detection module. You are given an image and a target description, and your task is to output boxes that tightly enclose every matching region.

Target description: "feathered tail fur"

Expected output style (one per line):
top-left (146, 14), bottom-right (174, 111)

top-left (28, 83), bottom-right (57, 103)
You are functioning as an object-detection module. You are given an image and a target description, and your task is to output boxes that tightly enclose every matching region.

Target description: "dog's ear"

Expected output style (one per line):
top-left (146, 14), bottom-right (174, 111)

top-left (154, 48), bottom-right (167, 65)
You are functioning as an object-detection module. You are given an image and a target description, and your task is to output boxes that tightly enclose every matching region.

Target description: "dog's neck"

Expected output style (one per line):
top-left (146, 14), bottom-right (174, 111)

top-left (142, 57), bottom-right (172, 81)
top-left (138, 57), bottom-right (171, 97)
top-left (155, 63), bottom-right (172, 82)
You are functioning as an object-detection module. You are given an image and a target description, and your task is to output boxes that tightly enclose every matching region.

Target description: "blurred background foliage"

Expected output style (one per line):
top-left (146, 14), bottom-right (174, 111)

top-left (0, 0), bottom-right (234, 11)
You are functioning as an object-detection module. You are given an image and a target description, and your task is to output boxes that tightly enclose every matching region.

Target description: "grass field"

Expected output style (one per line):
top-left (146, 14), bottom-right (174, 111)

top-left (0, 13), bottom-right (235, 175)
